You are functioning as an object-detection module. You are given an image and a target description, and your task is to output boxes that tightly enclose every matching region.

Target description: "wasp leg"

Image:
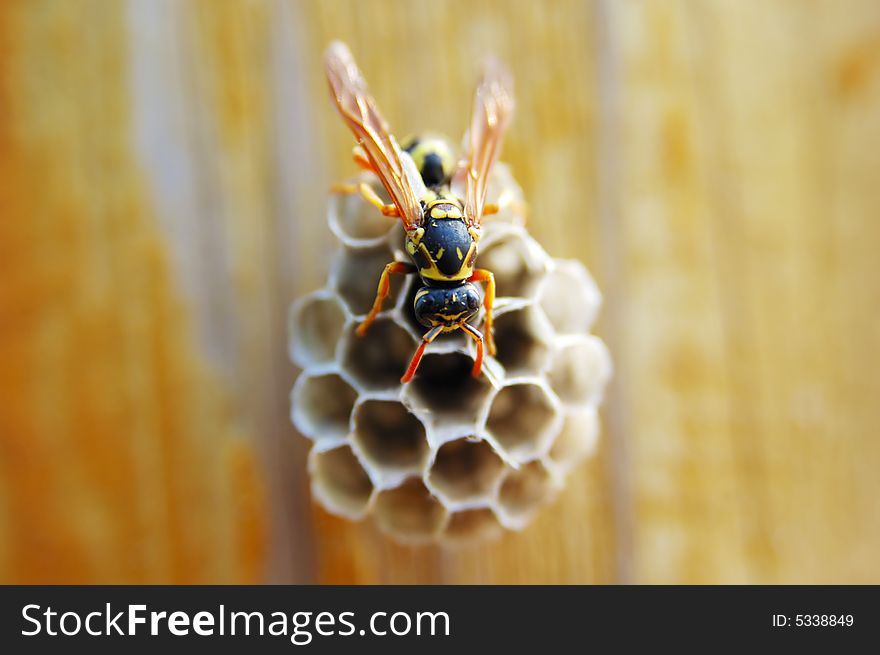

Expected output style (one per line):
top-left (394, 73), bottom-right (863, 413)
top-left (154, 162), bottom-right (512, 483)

top-left (468, 269), bottom-right (496, 356)
top-left (482, 202), bottom-right (500, 216)
top-left (330, 182), bottom-right (399, 217)
top-left (482, 190), bottom-right (528, 221)
top-left (460, 323), bottom-right (485, 378)
top-left (401, 325), bottom-right (444, 383)
top-left (356, 262), bottom-right (417, 337)
top-left (352, 146), bottom-right (372, 171)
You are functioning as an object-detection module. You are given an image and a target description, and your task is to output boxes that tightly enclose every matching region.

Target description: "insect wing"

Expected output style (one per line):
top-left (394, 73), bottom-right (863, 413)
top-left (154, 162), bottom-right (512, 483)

top-left (463, 57), bottom-right (514, 228)
top-left (325, 41), bottom-right (424, 230)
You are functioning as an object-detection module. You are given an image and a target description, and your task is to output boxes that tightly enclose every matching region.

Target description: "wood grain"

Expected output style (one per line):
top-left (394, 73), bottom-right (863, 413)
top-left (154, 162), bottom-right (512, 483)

top-left (607, 0), bottom-right (880, 583)
top-left (1, 0), bottom-right (878, 583)
top-left (0, 0), bottom-right (266, 583)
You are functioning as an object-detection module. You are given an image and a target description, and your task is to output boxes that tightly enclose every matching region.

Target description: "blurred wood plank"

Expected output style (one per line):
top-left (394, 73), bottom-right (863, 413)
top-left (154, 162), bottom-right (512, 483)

top-left (128, 0), bottom-right (317, 582)
top-left (1, 0), bottom-right (879, 584)
top-left (608, 0), bottom-right (880, 582)
top-left (0, 0), bottom-right (266, 583)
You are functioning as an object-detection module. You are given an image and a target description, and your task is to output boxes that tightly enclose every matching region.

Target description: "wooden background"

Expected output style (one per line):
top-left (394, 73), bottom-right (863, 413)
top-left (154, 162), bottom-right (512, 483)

top-left (1, 0), bottom-right (878, 583)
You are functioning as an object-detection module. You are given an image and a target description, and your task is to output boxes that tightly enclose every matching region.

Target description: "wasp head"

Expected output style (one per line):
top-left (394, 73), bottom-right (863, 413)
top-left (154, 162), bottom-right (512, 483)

top-left (413, 283), bottom-right (481, 328)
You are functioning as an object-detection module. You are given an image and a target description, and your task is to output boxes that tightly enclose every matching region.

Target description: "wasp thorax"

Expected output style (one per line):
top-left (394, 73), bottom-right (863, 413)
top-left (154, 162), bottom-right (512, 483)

top-left (406, 210), bottom-right (478, 285)
top-left (414, 283), bottom-right (481, 328)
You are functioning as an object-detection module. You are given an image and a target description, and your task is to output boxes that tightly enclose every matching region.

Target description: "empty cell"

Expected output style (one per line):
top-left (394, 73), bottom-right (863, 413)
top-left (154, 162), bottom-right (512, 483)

top-left (291, 373), bottom-right (357, 444)
top-left (374, 478), bottom-right (448, 540)
top-left (427, 437), bottom-right (505, 504)
top-left (329, 176), bottom-right (397, 245)
top-left (310, 445), bottom-right (374, 518)
top-left (443, 508), bottom-right (503, 544)
top-left (477, 230), bottom-right (547, 299)
top-left (341, 317), bottom-right (415, 392)
top-left (288, 293), bottom-right (346, 368)
top-left (547, 336), bottom-right (611, 406)
top-left (351, 400), bottom-right (428, 474)
top-left (492, 306), bottom-right (552, 376)
top-left (405, 353), bottom-right (494, 425)
top-left (538, 260), bottom-right (601, 335)
top-left (549, 407), bottom-right (599, 470)
top-left (332, 245), bottom-right (407, 316)
top-left (486, 382), bottom-right (558, 460)
top-left (498, 461), bottom-right (553, 519)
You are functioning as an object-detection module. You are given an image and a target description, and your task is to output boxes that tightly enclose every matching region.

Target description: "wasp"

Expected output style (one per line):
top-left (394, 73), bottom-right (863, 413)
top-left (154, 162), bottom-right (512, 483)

top-left (325, 42), bottom-right (514, 383)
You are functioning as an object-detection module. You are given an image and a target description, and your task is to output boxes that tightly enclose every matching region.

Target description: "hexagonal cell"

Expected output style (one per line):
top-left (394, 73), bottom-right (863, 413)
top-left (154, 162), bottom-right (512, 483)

top-left (549, 407), bottom-right (599, 472)
top-left (547, 336), bottom-right (612, 406)
top-left (341, 317), bottom-right (415, 392)
top-left (374, 478), bottom-right (448, 541)
top-left (328, 175), bottom-right (398, 246)
top-left (498, 460), bottom-right (554, 523)
top-left (492, 305), bottom-right (552, 377)
top-left (397, 275), bottom-right (469, 351)
top-left (486, 382), bottom-right (559, 461)
top-left (291, 373), bottom-right (357, 445)
top-left (310, 445), bottom-right (374, 519)
top-left (427, 437), bottom-right (505, 505)
top-left (351, 400), bottom-right (429, 480)
top-left (384, 221), bottom-right (408, 259)
top-left (538, 259), bottom-right (601, 335)
top-left (443, 508), bottom-right (503, 544)
top-left (405, 353), bottom-right (495, 427)
top-left (331, 245), bottom-right (406, 316)
top-left (476, 228), bottom-right (547, 299)
top-left (288, 292), bottom-right (346, 369)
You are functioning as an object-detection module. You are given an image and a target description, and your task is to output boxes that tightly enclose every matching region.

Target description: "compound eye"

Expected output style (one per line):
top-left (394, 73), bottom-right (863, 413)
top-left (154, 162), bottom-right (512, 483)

top-left (415, 291), bottom-right (435, 313)
top-left (466, 289), bottom-right (480, 311)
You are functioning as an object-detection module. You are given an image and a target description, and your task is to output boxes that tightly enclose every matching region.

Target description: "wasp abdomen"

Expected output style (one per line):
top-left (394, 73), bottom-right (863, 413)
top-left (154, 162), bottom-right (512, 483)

top-left (403, 135), bottom-right (455, 188)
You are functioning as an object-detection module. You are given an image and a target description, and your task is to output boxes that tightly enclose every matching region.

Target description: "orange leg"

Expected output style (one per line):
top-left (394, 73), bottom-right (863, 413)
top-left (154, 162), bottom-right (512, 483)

top-left (481, 190), bottom-right (527, 221)
top-left (352, 146), bottom-right (372, 171)
top-left (482, 202), bottom-right (500, 217)
top-left (330, 181), bottom-right (399, 217)
top-left (468, 269), bottom-right (496, 356)
top-left (356, 262), bottom-right (417, 336)
top-left (401, 325), bottom-right (444, 383)
top-left (460, 323), bottom-right (485, 378)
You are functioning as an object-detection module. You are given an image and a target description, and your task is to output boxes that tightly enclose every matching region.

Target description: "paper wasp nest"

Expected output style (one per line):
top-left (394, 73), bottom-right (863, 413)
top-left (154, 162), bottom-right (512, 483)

top-left (289, 165), bottom-right (610, 544)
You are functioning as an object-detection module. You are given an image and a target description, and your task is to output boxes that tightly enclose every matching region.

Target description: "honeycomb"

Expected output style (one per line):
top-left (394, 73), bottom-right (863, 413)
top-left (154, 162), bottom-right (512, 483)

top-left (289, 164), bottom-right (611, 543)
